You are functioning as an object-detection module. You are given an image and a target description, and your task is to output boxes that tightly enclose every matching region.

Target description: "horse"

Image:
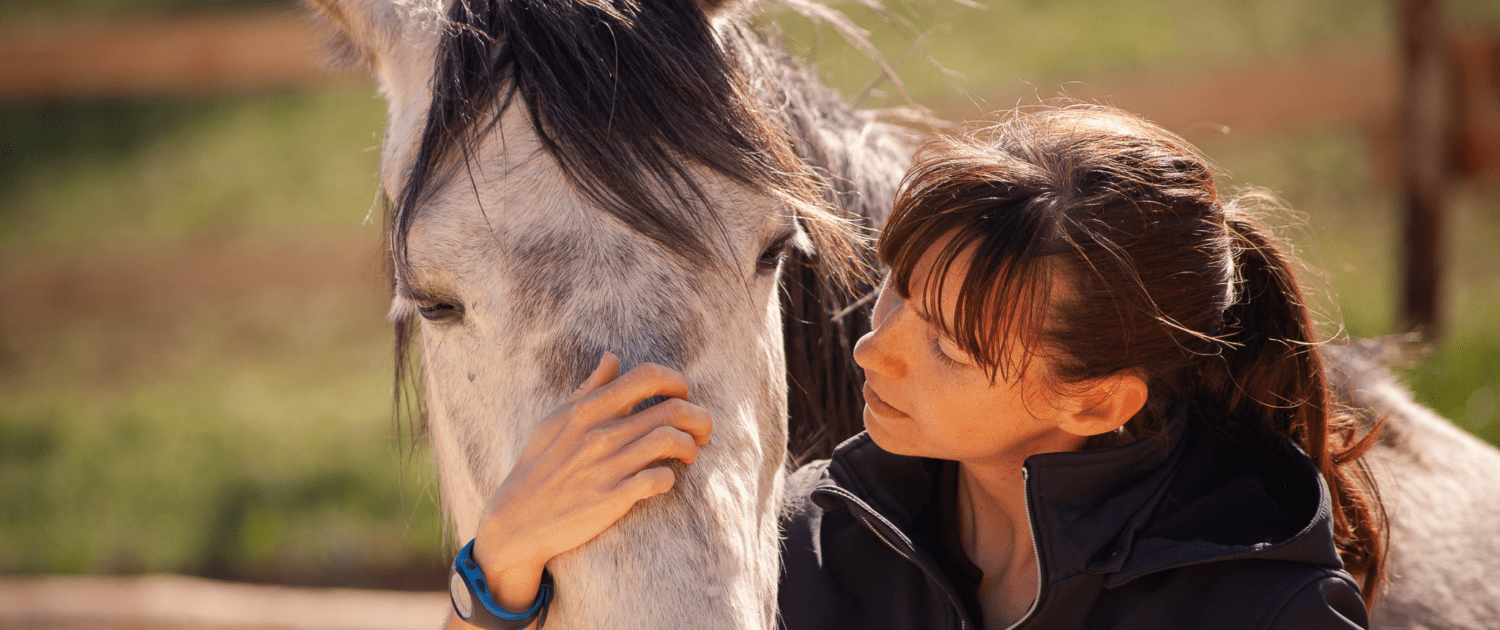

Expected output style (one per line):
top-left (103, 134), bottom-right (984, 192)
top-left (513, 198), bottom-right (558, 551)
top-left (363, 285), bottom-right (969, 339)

top-left (1324, 340), bottom-right (1500, 630)
top-left (301, 0), bottom-right (1500, 628)
top-left (301, 0), bottom-right (904, 627)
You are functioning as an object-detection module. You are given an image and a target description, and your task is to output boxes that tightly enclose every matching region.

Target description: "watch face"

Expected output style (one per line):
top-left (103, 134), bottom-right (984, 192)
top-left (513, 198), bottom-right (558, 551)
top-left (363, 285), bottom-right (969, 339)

top-left (450, 571), bottom-right (475, 619)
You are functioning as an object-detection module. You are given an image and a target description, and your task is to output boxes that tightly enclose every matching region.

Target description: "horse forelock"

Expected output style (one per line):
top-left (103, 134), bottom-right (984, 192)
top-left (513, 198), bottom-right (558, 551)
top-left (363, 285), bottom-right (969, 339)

top-left (388, 0), bottom-right (844, 275)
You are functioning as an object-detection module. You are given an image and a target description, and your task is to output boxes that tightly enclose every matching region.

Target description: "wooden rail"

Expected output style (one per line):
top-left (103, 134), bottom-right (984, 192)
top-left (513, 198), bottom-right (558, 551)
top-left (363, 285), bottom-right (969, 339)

top-left (0, 8), bottom-right (363, 100)
top-left (0, 574), bottom-right (448, 630)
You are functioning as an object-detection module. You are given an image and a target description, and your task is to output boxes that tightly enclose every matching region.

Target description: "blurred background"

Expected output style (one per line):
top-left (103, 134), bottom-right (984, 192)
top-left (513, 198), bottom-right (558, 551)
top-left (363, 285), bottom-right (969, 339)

top-left (1, 0), bottom-right (1496, 619)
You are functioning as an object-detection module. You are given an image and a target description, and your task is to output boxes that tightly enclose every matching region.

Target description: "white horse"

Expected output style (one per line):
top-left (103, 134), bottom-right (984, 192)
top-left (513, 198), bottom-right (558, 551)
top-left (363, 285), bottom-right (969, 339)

top-left (303, 1), bottom-right (1500, 628)
top-left (301, 0), bottom-right (904, 628)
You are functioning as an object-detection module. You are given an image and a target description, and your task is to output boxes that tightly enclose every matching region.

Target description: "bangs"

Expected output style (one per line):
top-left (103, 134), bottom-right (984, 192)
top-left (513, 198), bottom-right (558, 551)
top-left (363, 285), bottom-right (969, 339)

top-left (877, 138), bottom-right (1063, 385)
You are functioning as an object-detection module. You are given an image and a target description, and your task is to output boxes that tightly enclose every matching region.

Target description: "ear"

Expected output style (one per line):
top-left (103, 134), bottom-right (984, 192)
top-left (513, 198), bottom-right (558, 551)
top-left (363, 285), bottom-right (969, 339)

top-left (301, 0), bottom-right (448, 120)
top-left (302, 0), bottom-right (446, 85)
top-left (302, 0), bottom-right (401, 69)
top-left (1054, 372), bottom-right (1148, 438)
top-left (696, 0), bottom-right (753, 20)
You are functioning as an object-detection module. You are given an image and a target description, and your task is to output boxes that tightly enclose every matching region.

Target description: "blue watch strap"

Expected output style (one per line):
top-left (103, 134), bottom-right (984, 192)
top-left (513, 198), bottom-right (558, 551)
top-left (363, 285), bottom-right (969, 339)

top-left (451, 539), bottom-right (553, 630)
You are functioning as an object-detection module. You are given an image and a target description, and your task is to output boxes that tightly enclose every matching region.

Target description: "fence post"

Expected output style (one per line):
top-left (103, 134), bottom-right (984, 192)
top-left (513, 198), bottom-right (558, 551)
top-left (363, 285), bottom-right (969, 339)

top-left (1397, 0), bottom-right (1453, 337)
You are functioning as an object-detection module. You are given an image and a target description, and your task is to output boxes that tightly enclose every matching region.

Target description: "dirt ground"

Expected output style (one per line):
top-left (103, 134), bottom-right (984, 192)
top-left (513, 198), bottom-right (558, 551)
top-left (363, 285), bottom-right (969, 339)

top-left (0, 574), bottom-right (449, 630)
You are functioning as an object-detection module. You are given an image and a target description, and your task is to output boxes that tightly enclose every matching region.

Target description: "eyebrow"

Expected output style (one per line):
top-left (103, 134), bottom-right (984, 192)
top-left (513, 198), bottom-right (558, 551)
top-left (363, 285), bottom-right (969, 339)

top-left (893, 271), bottom-right (942, 328)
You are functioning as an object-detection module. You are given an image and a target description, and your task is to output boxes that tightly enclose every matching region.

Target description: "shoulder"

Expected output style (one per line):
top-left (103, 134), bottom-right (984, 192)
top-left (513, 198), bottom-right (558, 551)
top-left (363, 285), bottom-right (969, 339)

top-left (786, 458), bottom-right (832, 500)
top-left (777, 458), bottom-right (847, 630)
top-left (1262, 568), bottom-right (1367, 630)
top-left (1094, 560), bottom-right (1368, 630)
top-left (781, 458), bottom-right (832, 522)
top-left (780, 458), bottom-right (832, 537)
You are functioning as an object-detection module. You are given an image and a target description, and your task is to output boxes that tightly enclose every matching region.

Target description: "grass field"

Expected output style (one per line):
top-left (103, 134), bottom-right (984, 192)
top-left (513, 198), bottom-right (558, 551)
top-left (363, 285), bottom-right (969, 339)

top-left (0, 91), bottom-right (451, 584)
top-left (1, 0), bottom-right (1497, 585)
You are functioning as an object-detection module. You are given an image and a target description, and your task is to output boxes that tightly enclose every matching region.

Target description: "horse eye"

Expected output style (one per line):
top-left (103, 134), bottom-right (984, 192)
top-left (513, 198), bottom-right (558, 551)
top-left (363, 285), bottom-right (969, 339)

top-left (756, 239), bottom-right (789, 274)
top-left (417, 302), bottom-right (464, 324)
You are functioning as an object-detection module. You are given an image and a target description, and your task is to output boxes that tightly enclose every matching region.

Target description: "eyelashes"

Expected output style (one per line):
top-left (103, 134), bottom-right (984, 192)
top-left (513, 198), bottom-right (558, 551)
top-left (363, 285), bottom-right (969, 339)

top-left (930, 334), bottom-right (966, 368)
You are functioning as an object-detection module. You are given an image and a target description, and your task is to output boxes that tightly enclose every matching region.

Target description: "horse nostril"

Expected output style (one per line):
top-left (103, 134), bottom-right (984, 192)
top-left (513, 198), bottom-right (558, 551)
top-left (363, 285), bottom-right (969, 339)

top-left (633, 395), bottom-right (670, 414)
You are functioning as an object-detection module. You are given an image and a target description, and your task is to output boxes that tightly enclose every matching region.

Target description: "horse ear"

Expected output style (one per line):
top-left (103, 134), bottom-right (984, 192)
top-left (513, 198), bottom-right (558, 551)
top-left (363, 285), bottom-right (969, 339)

top-left (300, 0), bottom-right (434, 72)
top-left (696, 0), bottom-right (758, 20)
top-left (694, 0), bottom-right (733, 17)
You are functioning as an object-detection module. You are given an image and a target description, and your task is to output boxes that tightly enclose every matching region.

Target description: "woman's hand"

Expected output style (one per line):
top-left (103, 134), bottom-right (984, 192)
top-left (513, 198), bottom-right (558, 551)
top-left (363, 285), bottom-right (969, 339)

top-left (467, 352), bottom-right (713, 614)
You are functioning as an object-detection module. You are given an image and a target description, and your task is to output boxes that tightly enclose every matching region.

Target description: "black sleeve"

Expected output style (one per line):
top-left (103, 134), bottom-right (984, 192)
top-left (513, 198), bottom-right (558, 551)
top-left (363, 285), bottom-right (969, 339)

top-left (1267, 574), bottom-right (1369, 630)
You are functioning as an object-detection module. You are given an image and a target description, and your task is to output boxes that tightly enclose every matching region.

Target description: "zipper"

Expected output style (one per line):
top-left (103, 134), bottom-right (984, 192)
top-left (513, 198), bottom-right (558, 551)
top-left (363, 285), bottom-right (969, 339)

top-left (823, 487), bottom-right (970, 630)
top-left (1002, 465), bottom-right (1042, 630)
top-left (852, 512), bottom-right (969, 630)
top-left (855, 511), bottom-right (920, 565)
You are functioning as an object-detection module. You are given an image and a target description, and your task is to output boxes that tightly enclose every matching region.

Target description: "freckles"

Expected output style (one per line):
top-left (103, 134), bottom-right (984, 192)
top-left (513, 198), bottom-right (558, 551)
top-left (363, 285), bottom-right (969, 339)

top-left (947, 376), bottom-right (1011, 418)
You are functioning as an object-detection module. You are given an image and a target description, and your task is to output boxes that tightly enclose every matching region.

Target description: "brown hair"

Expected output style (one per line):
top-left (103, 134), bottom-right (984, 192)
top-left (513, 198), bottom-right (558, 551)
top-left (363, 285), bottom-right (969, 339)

top-left (879, 104), bottom-right (1386, 603)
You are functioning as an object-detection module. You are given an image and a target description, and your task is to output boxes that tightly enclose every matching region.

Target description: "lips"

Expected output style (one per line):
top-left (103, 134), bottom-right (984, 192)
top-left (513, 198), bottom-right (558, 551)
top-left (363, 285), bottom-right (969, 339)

top-left (862, 383), bottom-right (908, 418)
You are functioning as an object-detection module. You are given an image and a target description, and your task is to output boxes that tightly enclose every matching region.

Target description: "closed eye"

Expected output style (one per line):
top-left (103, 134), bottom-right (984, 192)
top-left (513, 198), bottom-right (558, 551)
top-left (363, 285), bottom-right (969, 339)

top-left (416, 301), bottom-right (464, 324)
top-left (914, 304), bottom-right (969, 367)
top-left (394, 280), bottom-right (466, 325)
top-left (931, 334), bottom-right (966, 367)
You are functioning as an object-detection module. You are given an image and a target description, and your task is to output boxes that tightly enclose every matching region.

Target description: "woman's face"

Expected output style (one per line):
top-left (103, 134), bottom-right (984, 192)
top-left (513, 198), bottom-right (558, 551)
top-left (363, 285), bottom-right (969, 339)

top-left (853, 238), bottom-right (1087, 465)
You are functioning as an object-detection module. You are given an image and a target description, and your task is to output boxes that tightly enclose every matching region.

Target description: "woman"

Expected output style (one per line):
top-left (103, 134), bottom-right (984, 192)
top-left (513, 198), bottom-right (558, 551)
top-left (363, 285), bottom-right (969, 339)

top-left (454, 105), bottom-right (1385, 629)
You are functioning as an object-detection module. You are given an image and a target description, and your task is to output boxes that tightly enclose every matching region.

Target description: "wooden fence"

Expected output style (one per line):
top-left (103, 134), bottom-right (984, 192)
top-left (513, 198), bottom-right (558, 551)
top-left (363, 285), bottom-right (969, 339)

top-left (0, 8), bottom-right (362, 100)
top-left (0, 574), bottom-right (448, 630)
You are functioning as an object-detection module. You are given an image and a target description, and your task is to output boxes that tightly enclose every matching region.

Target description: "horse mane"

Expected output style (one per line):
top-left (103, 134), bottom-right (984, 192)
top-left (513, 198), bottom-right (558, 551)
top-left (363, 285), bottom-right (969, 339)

top-left (728, 25), bottom-right (915, 462)
top-left (779, 248), bottom-right (874, 464)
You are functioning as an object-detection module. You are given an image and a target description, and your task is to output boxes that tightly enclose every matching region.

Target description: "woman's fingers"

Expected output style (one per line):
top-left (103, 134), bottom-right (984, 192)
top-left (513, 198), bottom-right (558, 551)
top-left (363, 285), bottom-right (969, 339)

top-left (576, 362), bottom-right (691, 419)
top-left (641, 397), bottom-right (712, 446)
top-left (595, 405), bottom-right (712, 504)
top-left (578, 397), bottom-right (713, 463)
top-left (565, 352), bottom-right (621, 404)
top-left (470, 360), bottom-right (712, 588)
top-left (613, 424), bottom-right (701, 468)
top-left (618, 464), bottom-right (677, 500)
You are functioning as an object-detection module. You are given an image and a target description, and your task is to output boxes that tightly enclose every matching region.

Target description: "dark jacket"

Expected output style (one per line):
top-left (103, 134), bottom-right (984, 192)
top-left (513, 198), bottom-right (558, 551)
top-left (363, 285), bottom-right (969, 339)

top-left (778, 419), bottom-right (1369, 630)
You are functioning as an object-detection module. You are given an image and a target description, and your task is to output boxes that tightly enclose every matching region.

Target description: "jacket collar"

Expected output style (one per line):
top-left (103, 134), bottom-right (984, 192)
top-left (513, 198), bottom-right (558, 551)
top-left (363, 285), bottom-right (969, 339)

top-left (810, 414), bottom-right (1344, 589)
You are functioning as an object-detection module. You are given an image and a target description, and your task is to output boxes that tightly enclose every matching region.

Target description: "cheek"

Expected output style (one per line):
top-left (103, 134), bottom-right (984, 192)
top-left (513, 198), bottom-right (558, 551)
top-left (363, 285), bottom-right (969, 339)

top-left (925, 374), bottom-right (1020, 426)
top-left (920, 386), bottom-right (975, 429)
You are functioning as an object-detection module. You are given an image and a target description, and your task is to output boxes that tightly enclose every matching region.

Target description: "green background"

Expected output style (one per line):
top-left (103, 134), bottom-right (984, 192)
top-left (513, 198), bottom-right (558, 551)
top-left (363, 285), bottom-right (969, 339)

top-left (1, 0), bottom-right (1496, 588)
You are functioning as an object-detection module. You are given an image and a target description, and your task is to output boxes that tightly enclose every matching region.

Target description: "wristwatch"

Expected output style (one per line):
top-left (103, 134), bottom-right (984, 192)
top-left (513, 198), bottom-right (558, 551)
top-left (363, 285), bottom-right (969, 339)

top-left (450, 539), bottom-right (553, 630)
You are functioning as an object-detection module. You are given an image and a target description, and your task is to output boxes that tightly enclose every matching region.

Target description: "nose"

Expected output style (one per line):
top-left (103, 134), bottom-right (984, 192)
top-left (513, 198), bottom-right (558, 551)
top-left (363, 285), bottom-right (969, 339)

top-left (852, 281), bottom-right (906, 379)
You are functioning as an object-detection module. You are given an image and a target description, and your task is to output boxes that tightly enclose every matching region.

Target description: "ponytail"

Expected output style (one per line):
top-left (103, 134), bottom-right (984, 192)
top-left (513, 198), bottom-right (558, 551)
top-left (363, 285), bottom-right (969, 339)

top-left (1215, 209), bottom-right (1387, 606)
